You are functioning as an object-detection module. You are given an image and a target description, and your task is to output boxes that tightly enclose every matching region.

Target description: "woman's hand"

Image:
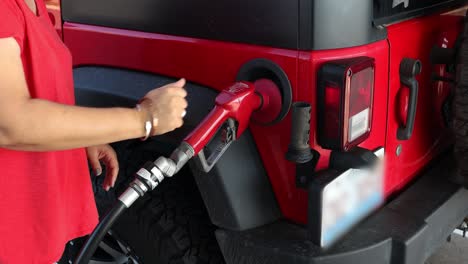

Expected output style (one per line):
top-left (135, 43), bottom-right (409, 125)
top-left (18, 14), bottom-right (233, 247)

top-left (86, 144), bottom-right (119, 191)
top-left (139, 79), bottom-right (188, 136)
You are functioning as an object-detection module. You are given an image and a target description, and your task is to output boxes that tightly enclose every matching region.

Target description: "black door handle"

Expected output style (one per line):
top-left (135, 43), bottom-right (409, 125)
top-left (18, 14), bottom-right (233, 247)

top-left (397, 58), bottom-right (422, 140)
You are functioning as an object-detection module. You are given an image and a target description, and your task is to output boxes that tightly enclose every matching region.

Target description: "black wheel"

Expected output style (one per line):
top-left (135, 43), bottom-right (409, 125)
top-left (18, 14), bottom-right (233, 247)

top-left (93, 140), bottom-right (225, 264)
top-left (453, 11), bottom-right (468, 187)
top-left (91, 231), bottom-right (142, 264)
top-left (56, 230), bottom-right (141, 264)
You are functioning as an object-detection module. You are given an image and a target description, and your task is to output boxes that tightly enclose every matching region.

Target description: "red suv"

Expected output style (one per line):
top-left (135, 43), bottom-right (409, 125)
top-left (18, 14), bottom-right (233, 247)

top-left (48, 1), bottom-right (468, 263)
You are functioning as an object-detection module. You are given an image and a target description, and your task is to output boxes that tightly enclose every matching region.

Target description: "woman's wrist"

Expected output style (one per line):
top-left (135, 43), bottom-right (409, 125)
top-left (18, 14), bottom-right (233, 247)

top-left (135, 104), bottom-right (153, 141)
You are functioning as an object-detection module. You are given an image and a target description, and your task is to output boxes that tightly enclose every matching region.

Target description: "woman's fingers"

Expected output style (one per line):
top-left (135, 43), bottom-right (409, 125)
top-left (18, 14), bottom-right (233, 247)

top-left (102, 149), bottom-right (119, 191)
top-left (173, 78), bottom-right (186, 88)
top-left (86, 145), bottom-right (119, 191)
top-left (86, 147), bottom-right (102, 176)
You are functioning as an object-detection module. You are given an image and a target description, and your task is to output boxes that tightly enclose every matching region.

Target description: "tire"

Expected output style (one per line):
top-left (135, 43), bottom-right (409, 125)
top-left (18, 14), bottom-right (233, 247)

top-left (93, 140), bottom-right (225, 264)
top-left (453, 12), bottom-right (468, 187)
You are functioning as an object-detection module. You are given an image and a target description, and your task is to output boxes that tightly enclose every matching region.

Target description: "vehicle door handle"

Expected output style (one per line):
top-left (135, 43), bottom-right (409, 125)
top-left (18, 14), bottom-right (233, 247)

top-left (397, 58), bottom-right (422, 140)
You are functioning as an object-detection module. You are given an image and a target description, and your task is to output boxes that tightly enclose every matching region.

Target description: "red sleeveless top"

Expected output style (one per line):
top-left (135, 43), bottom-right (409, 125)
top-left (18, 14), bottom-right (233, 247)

top-left (0, 1), bottom-right (98, 263)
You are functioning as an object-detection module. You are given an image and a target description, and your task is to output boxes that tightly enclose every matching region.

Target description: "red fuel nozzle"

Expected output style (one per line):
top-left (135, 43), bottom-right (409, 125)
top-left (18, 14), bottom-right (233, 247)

top-left (184, 82), bottom-right (262, 155)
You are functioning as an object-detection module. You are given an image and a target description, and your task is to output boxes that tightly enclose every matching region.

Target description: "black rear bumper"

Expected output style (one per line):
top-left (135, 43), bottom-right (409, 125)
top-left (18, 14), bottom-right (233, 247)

top-left (216, 156), bottom-right (468, 264)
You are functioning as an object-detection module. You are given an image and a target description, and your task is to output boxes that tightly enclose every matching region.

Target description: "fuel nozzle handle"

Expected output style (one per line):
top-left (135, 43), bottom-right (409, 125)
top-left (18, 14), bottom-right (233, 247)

top-left (286, 102), bottom-right (314, 164)
top-left (184, 82), bottom-right (262, 155)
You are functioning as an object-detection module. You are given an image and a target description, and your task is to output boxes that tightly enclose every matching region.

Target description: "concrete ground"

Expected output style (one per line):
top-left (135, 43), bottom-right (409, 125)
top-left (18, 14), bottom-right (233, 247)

top-left (426, 233), bottom-right (468, 264)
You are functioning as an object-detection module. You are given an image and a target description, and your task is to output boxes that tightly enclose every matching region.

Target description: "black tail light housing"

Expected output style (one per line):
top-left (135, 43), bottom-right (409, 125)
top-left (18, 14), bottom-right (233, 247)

top-left (317, 57), bottom-right (375, 151)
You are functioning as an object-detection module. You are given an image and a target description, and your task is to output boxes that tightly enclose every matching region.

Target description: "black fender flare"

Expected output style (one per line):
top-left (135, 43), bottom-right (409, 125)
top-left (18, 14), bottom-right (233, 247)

top-left (73, 66), bottom-right (281, 231)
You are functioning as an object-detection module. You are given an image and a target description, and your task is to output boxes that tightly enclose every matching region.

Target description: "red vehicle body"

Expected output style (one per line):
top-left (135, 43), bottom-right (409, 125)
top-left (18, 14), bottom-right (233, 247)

top-left (47, 1), bottom-right (468, 263)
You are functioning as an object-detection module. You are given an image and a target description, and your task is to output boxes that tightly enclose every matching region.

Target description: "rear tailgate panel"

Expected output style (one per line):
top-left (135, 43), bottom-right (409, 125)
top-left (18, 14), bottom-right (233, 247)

top-left (385, 12), bottom-right (463, 195)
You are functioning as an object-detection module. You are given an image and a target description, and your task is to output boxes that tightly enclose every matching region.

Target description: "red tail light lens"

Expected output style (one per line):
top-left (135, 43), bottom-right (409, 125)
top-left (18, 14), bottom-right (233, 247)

top-left (318, 57), bottom-right (375, 151)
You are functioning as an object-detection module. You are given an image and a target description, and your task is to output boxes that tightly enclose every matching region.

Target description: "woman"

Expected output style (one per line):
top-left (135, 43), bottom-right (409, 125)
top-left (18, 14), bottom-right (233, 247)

top-left (0, 0), bottom-right (188, 263)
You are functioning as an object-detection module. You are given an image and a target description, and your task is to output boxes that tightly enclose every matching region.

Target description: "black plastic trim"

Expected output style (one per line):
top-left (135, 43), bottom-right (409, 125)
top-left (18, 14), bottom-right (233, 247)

top-left (397, 58), bottom-right (422, 141)
top-left (285, 102), bottom-right (313, 164)
top-left (62, 0), bottom-right (388, 50)
top-left (62, 0), bottom-right (299, 49)
top-left (374, 0), bottom-right (467, 26)
top-left (62, 0), bottom-right (464, 50)
top-left (299, 0), bottom-right (387, 50)
top-left (216, 154), bottom-right (468, 264)
top-left (329, 147), bottom-right (379, 171)
top-left (191, 130), bottom-right (282, 231)
top-left (73, 66), bottom-right (281, 232)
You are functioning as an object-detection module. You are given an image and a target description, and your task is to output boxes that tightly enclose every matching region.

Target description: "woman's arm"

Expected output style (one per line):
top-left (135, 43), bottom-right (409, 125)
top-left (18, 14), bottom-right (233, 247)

top-left (0, 38), bottom-right (186, 151)
top-left (4, 100), bottom-right (146, 150)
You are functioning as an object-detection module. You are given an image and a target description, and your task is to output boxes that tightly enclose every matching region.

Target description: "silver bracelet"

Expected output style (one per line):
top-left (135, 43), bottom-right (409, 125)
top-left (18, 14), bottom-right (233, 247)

top-left (135, 104), bottom-right (153, 141)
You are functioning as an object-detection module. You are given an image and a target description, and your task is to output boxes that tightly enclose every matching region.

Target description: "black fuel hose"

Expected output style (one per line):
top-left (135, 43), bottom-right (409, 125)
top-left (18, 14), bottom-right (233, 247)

top-left (75, 200), bottom-right (127, 264)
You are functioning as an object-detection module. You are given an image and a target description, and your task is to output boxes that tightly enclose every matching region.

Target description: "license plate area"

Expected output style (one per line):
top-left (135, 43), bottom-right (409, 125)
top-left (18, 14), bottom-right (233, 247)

top-left (309, 148), bottom-right (385, 248)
